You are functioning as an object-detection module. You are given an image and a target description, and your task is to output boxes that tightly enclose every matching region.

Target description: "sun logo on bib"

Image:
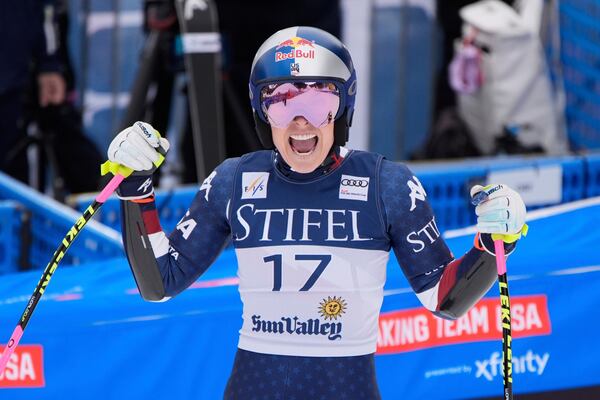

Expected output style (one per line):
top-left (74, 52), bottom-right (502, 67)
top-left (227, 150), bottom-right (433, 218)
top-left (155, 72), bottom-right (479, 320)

top-left (318, 296), bottom-right (347, 320)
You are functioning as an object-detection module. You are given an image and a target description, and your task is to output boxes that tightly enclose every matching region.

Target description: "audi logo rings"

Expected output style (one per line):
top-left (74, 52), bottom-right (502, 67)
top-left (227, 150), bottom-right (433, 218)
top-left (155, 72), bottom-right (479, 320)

top-left (341, 179), bottom-right (368, 187)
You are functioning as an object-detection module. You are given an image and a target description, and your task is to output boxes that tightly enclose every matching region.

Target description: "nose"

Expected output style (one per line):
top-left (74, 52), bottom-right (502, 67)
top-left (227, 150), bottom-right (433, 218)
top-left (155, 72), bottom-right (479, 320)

top-left (292, 116), bottom-right (309, 126)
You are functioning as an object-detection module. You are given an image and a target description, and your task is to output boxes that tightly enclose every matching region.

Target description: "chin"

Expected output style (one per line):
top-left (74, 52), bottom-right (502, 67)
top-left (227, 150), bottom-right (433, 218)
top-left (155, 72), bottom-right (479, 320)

top-left (284, 147), bottom-right (325, 173)
top-left (271, 122), bottom-right (335, 172)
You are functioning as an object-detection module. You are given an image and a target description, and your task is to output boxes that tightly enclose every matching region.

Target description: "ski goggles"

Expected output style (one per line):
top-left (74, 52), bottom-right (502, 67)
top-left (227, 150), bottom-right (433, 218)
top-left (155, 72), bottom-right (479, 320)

top-left (260, 82), bottom-right (341, 128)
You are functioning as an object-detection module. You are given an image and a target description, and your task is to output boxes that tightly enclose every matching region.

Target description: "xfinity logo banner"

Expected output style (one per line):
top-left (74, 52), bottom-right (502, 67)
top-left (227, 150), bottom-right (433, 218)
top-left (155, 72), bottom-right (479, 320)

top-left (421, 349), bottom-right (550, 382)
top-left (475, 350), bottom-right (550, 381)
top-left (339, 174), bottom-right (369, 201)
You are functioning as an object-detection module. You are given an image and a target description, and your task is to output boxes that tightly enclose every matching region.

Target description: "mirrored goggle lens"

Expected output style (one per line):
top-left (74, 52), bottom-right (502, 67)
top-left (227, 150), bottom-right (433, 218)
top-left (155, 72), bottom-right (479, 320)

top-left (260, 82), bottom-right (340, 128)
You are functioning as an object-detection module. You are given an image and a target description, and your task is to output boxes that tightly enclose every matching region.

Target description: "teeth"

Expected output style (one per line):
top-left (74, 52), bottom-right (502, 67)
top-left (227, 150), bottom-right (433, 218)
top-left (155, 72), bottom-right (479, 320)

top-left (290, 134), bottom-right (317, 141)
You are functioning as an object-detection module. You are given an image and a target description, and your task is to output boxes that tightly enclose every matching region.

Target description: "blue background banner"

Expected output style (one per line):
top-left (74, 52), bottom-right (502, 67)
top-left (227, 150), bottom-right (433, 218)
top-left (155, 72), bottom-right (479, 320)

top-left (0, 199), bottom-right (599, 399)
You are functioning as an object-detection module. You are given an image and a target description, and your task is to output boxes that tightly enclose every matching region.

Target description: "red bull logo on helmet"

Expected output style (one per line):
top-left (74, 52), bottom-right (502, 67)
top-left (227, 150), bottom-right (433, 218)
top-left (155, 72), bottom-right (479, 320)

top-left (275, 39), bottom-right (295, 50)
top-left (275, 36), bottom-right (316, 62)
top-left (275, 36), bottom-right (315, 50)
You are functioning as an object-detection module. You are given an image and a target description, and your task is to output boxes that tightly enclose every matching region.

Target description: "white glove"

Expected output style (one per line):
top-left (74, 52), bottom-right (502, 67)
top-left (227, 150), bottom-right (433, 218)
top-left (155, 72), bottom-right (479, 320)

top-left (470, 184), bottom-right (526, 239)
top-left (107, 121), bottom-right (170, 171)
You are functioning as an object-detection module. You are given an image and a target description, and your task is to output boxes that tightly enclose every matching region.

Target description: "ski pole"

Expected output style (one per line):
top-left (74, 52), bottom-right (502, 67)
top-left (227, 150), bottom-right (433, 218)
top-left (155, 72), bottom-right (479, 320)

top-left (0, 151), bottom-right (164, 374)
top-left (493, 239), bottom-right (513, 400)
top-left (472, 188), bottom-right (526, 400)
top-left (0, 173), bottom-right (124, 373)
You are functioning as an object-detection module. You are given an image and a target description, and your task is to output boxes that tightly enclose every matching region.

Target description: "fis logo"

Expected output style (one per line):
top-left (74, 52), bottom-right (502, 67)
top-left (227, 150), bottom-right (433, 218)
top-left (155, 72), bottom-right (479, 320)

top-left (242, 172), bottom-right (269, 200)
top-left (475, 350), bottom-right (549, 381)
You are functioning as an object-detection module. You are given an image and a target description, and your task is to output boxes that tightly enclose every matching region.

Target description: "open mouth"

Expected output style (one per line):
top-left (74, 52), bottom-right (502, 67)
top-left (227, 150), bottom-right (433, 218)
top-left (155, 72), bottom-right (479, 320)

top-left (289, 134), bottom-right (318, 156)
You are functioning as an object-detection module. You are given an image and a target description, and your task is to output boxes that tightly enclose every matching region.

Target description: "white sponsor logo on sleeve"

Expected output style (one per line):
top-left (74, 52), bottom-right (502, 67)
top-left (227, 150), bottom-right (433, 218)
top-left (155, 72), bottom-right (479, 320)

top-left (406, 217), bottom-right (441, 253)
top-left (199, 170), bottom-right (217, 201)
top-left (137, 177), bottom-right (152, 194)
top-left (408, 176), bottom-right (426, 211)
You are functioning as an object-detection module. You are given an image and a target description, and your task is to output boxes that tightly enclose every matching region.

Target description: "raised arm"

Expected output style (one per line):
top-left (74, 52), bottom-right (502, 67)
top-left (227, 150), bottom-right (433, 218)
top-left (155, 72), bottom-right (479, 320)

top-left (108, 122), bottom-right (238, 301)
top-left (379, 160), bottom-right (526, 319)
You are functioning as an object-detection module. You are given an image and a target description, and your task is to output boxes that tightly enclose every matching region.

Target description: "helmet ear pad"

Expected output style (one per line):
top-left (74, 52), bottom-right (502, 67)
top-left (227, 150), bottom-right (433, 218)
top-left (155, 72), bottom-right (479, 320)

top-left (334, 108), bottom-right (353, 147)
top-left (253, 108), bottom-right (353, 150)
top-left (253, 111), bottom-right (275, 149)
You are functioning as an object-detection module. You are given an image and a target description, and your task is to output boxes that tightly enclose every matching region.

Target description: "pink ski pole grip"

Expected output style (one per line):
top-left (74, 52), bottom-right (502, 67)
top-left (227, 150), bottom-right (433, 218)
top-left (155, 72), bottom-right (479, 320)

top-left (494, 239), bottom-right (507, 275)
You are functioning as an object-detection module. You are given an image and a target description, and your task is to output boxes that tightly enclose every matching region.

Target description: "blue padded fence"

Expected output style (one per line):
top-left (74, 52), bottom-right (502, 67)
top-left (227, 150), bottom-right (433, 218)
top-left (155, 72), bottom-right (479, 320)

top-left (560, 0), bottom-right (600, 150)
top-left (72, 186), bottom-right (199, 234)
top-left (0, 173), bottom-right (123, 274)
top-left (4, 153), bottom-right (600, 275)
top-left (0, 201), bottom-right (24, 275)
top-left (72, 153), bottom-right (600, 236)
top-left (585, 152), bottom-right (600, 197)
top-left (413, 155), bottom-right (593, 231)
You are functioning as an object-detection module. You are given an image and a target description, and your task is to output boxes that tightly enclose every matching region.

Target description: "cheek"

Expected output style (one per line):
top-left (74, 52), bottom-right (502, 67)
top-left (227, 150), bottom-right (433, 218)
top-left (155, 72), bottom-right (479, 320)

top-left (319, 126), bottom-right (335, 150)
top-left (271, 127), bottom-right (288, 150)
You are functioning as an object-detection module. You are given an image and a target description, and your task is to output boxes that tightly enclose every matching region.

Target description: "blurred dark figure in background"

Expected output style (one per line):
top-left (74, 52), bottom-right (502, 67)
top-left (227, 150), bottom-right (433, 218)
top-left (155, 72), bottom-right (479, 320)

top-left (132, 0), bottom-right (341, 184)
top-left (180, 0), bottom-right (342, 182)
top-left (215, 0), bottom-right (341, 156)
top-left (0, 0), bottom-right (63, 183)
top-left (0, 0), bottom-right (102, 198)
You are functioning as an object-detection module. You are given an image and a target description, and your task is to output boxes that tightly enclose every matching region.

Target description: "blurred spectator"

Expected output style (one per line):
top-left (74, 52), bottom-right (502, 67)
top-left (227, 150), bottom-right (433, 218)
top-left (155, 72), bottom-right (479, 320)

top-left (413, 0), bottom-right (515, 160)
top-left (0, 0), bottom-right (102, 197)
top-left (0, 0), bottom-right (63, 182)
top-left (433, 0), bottom-right (514, 118)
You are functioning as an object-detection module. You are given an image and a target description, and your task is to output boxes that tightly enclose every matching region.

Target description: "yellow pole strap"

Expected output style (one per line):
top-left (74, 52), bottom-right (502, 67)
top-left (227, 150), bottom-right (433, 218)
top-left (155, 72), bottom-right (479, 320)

top-left (101, 126), bottom-right (166, 178)
top-left (100, 161), bottom-right (134, 178)
top-left (492, 223), bottom-right (529, 243)
top-left (100, 153), bottom-right (166, 178)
